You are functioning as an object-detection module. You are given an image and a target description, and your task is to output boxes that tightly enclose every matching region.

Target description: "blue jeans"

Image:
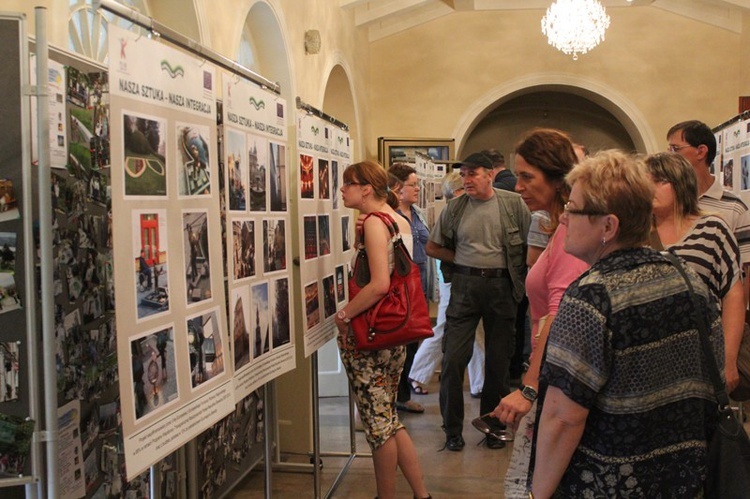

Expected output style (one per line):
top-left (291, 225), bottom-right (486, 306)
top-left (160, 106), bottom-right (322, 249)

top-left (439, 273), bottom-right (517, 436)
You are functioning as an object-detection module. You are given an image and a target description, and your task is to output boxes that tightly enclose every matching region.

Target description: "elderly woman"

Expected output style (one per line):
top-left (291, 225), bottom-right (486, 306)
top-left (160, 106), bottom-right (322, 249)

top-left (646, 152), bottom-right (743, 393)
top-left (492, 128), bottom-right (589, 494)
top-left (530, 150), bottom-right (723, 498)
top-left (335, 160), bottom-right (430, 499)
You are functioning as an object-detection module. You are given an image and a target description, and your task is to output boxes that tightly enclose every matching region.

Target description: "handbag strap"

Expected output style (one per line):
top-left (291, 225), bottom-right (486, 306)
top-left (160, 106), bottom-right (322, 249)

top-left (356, 212), bottom-right (401, 246)
top-left (663, 252), bottom-right (730, 409)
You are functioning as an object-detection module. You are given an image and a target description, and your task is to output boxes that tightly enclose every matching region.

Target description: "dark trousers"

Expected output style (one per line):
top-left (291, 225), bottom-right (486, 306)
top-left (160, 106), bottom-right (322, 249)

top-left (439, 273), bottom-right (517, 436)
top-left (398, 260), bottom-right (428, 403)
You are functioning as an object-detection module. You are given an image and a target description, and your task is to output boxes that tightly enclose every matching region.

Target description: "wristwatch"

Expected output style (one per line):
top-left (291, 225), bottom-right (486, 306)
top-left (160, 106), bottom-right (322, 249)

top-left (336, 309), bottom-right (351, 323)
top-left (521, 385), bottom-right (538, 402)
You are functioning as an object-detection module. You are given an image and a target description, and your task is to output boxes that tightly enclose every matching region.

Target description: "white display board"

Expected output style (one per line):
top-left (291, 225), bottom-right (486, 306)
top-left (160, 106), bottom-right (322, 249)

top-left (108, 24), bottom-right (232, 480)
top-left (296, 111), bottom-right (353, 357)
top-left (221, 72), bottom-right (295, 401)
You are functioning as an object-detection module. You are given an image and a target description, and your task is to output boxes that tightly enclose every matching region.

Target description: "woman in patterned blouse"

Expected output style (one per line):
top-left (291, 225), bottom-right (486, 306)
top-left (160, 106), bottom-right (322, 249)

top-left (530, 150), bottom-right (723, 498)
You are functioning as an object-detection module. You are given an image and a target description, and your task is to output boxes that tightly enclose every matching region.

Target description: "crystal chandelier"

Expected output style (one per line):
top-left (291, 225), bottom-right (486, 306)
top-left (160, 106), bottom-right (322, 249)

top-left (541, 0), bottom-right (611, 60)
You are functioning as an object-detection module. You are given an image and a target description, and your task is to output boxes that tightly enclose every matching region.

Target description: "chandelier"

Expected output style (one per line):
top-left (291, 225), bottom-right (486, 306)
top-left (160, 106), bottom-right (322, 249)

top-left (541, 0), bottom-right (611, 60)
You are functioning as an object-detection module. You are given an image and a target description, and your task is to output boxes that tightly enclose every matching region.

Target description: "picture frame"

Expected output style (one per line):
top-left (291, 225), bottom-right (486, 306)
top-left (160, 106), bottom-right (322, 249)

top-left (378, 137), bottom-right (455, 169)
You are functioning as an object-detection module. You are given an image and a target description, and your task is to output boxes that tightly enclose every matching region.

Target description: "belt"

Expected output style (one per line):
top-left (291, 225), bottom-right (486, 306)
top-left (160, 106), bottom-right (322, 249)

top-left (453, 265), bottom-right (510, 278)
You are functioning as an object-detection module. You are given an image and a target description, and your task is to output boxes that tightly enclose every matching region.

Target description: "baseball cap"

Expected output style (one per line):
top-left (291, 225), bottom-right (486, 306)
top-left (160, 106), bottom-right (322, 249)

top-left (458, 152), bottom-right (493, 169)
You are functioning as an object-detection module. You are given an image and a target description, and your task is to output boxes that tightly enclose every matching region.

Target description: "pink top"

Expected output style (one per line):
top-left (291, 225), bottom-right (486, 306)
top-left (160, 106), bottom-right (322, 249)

top-left (525, 223), bottom-right (589, 352)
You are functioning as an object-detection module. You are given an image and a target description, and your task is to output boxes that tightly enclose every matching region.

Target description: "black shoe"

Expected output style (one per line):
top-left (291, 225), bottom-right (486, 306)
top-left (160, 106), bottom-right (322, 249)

top-left (470, 391), bottom-right (482, 399)
top-left (445, 434), bottom-right (465, 451)
top-left (484, 435), bottom-right (506, 449)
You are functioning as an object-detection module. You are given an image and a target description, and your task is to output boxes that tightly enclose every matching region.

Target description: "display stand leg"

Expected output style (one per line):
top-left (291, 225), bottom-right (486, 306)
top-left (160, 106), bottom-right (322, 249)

top-left (263, 384), bottom-right (273, 499)
top-left (34, 8), bottom-right (60, 499)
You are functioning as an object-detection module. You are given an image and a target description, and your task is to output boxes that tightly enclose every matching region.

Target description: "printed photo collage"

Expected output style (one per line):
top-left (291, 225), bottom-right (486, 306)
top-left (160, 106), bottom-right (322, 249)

top-left (119, 104), bottom-right (235, 428)
top-left (297, 118), bottom-right (354, 339)
top-left (224, 124), bottom-right (292, 376)
top-left (720, 121), bottom-right (750, 192)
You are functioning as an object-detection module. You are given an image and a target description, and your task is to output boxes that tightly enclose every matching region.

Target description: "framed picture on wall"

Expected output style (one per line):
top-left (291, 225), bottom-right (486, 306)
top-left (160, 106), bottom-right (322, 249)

top-left (378, 137), bottom-right (455, 169)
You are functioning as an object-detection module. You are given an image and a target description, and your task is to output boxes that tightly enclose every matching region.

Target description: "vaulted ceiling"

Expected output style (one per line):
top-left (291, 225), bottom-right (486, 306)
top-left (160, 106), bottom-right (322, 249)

top-left (342, 0), bottom-right (750, 41)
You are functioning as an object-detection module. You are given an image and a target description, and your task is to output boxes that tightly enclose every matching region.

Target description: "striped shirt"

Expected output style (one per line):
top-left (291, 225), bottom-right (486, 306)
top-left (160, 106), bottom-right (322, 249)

top-left (701, 177), bottom-right (750, 266)
top-left (667, 214), bottom-right (741, 305)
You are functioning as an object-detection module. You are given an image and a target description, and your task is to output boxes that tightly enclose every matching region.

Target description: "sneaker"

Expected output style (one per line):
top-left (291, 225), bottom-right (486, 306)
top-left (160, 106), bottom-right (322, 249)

top-left (470, 391), bottom-right (482, 399)
top-left (445, 434), bottom-right (465, 452)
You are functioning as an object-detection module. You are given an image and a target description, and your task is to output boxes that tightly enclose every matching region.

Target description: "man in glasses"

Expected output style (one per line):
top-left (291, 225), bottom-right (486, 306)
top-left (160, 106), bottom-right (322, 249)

top-left (667, 119), bottom-right (750, 395)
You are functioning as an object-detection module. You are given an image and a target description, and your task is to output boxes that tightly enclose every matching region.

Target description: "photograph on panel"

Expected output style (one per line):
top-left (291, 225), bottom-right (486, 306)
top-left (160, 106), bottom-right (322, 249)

top-left (0, 179), bottom-right (19, 223)
top-left (269, 141), bottom-right (287, 212)
top-left (331, 160), bottom-right (339, 210)
top-left (341, 215), bottom-right (351, 252)
top-left (231, 285), bottom-right (251, 372)
top-left (183, 210), bottom-right (212, 305)
top-left (300, 153), bottom-right (314, 199)
top-left (303, 215), bottom-right (318, 260)
top-left (304, 280), bottom-right (321, 331)
top-left (262, 218), bottom-right (286, 273)
top-left (177, 122), bottom-right (211, 196)
top-left (122, 111), bottom-right (167, 197)
top-left (187, 308), bottom-right (225, 388)
top-left (0, 342), bottom-right (20, 402)
top-left (98, 400), bottom-right (120, 436)
top-left (68, 68), bottom-right (110, 174)
top-left (322, 274), bottom-right (336, 320)
top-left (318, 158), bottom-right (330, 200)
top-left (742, 154), bottom-right (750, 191)
top-left (271, 277), bottom-right (291, 349)
top-left (251, 281), bottom-right (270, 359)
top-left (133, 210), bottom-right (169, 321)
top-left (335, 265), bottom-right (346, 303)
top-left (130, 325), bottom-right (179, 421)
top-left (318, 214), bottom-right (331, 256)
top-left (196, 388), bottom-right (264, 498)
top-left (226, 129), bottom-right (247, 211)
top-left (0, 232), bottom-right (19, 314)
top-left (248, 134), bottom-right (268, 212)
top-left (232, 218), bottom-right (255, 281)
top-left (723, 158), bottom-right (734, 189)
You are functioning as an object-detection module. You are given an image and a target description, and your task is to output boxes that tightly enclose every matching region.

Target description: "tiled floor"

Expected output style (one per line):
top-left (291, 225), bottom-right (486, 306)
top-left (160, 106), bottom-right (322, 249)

top-left (228, 378), bottom-right (512, 498)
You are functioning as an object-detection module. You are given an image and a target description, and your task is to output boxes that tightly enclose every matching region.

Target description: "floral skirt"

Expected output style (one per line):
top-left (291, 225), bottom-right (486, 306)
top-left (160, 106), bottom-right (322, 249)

top-left (504, 400), bottom-right (537, 498)
top-left (337, 329), bottom-right (406, 450)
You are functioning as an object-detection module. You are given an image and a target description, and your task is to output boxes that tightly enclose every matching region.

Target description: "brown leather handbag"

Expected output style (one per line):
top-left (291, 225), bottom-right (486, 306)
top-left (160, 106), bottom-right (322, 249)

top-left (348, 212), bottom-right (433, 351)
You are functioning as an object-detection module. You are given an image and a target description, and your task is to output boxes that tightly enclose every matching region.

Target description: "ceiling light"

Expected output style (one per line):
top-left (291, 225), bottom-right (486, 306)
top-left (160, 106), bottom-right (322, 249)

top-left (541, 0), bottom-right (611, 60)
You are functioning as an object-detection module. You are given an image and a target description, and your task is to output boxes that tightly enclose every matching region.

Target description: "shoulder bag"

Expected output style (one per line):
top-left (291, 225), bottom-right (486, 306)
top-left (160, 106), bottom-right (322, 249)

top-left (665, 252), bottom-right (750, 498)
top-left (348, 212), bottom-right (433, 351)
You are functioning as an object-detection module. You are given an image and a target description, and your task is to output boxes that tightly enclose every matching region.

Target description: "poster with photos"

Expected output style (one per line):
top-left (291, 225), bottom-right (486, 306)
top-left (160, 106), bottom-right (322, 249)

top-left (109, 24), bottom-right (232, 480)
top-left (722, 123), bottom-right (743, 192)
top-left (0, 232), bottom-right (20, 314)
top-left (297, 112), bottom-right (354, 355)
top-left (221, 71), bottom-right (294, 402)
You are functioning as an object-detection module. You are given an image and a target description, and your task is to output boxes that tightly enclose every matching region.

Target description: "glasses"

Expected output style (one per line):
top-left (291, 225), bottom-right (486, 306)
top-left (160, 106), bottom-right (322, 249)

top-left (667, 144), bottom-right (696, 152)
top-left (403, 182), bottom-right (420, 189)
top-left (343, 181), bottom-right (367, 187)
top-left (563, 201), bottom-right (608, 217)
top-left (471, 413), bottom-right (514, 442)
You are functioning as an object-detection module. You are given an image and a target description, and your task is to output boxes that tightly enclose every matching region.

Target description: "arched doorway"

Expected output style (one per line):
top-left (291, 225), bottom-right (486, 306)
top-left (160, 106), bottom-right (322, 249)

top-left (461, 90), bottom-right (636, 163)
top-left (454, 74), bottom-right (659, 162)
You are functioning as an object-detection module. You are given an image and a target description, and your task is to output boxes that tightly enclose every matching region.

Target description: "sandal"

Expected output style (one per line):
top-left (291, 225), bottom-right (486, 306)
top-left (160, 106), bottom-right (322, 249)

top-left (397, 400), bottom-right (425, 413)
top-left (410, 380), bottom-right (428, 395)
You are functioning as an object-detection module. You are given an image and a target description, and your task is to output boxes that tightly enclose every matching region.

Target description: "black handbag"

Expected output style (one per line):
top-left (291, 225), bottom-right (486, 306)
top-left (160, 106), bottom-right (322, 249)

top-left (665, 252), bottom-right (750, 498)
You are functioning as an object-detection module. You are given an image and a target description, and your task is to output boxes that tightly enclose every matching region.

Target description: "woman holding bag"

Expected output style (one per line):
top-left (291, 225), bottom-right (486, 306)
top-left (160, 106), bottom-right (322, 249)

top-left (335, 161), bottom-right (430, 499)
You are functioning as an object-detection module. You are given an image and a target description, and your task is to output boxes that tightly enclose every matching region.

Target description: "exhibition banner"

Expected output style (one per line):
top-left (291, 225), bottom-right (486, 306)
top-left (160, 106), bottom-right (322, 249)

top-left (296, 111), bottom-right (353, 357)
top-left (108, 24), bottom-right (232, 480)
top-left (222, 72), bottom-right (295, 402)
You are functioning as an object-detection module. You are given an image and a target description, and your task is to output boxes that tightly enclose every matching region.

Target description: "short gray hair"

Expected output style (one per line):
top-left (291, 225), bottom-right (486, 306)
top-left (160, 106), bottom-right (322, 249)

top-left (442, 171), bottom-right (463, 199)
